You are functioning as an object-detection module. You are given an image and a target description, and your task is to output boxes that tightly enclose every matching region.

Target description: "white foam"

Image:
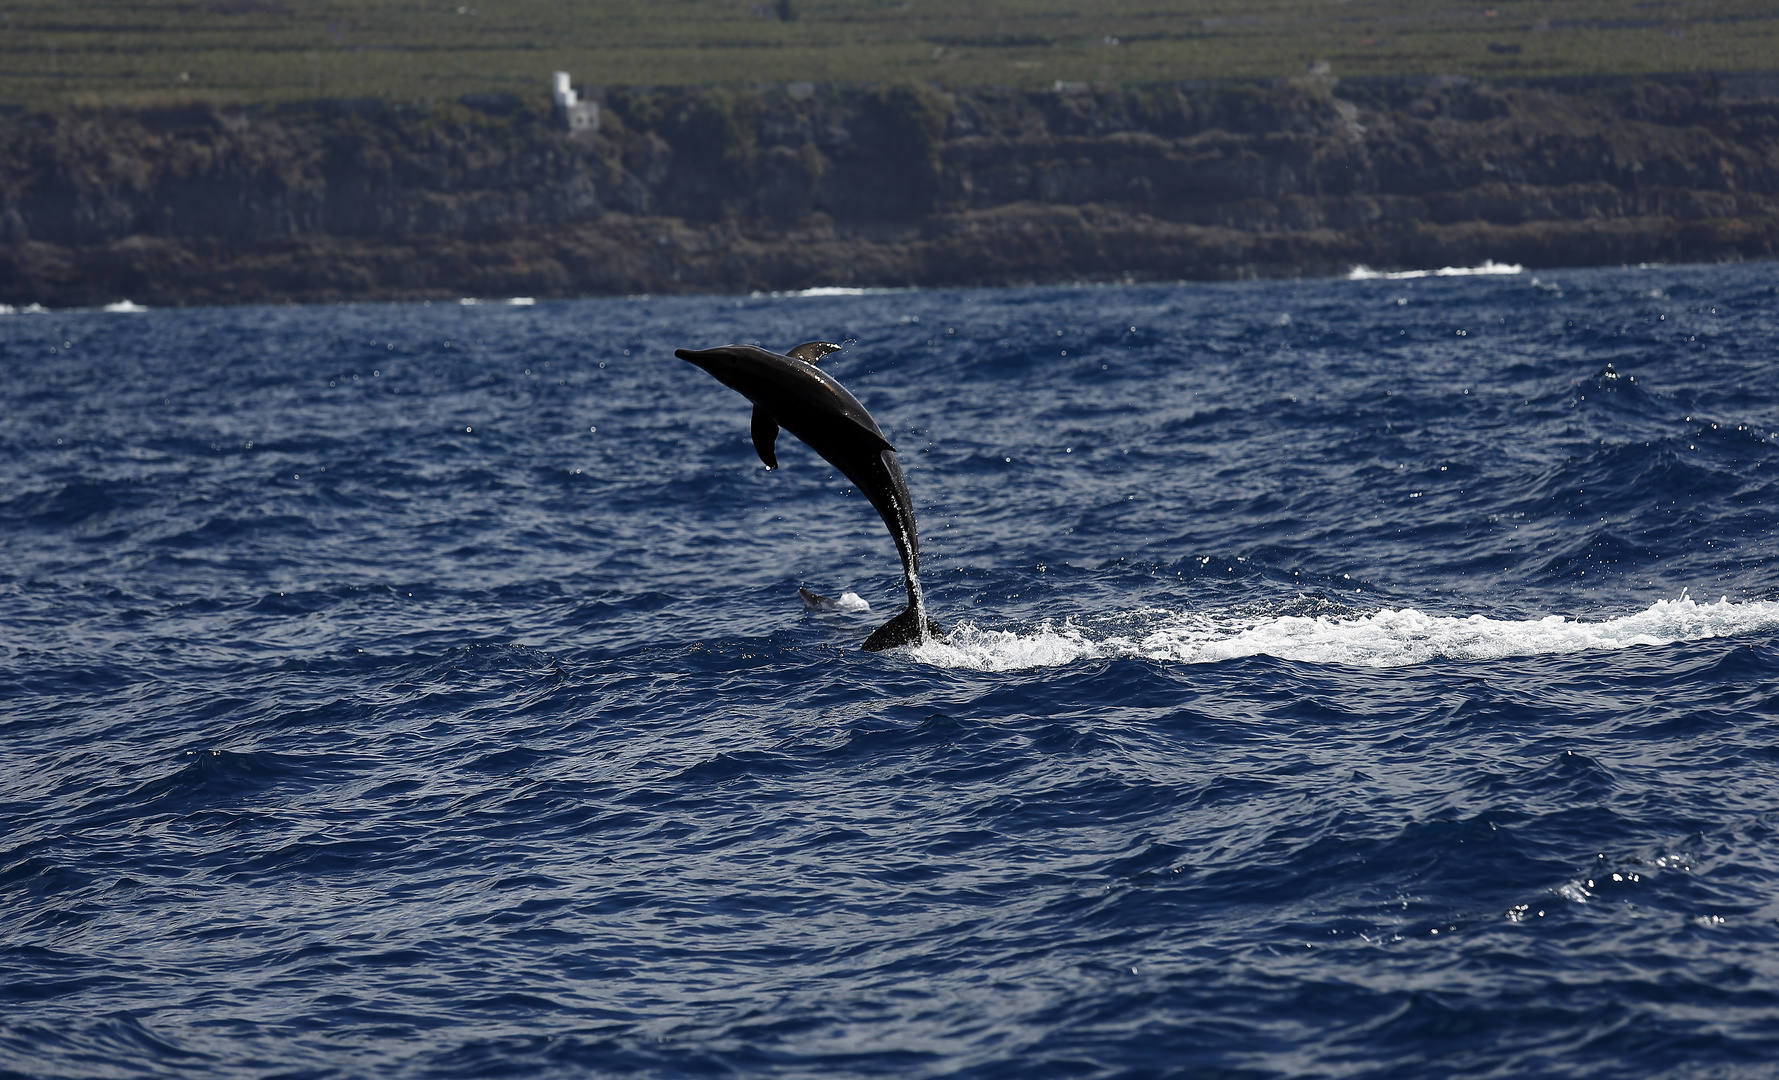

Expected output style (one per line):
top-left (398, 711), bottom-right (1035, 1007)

top-left (801, 589), bottom-right (872, 613)
top-left (1347, 260), bottom-right (1522, 281)
top-left (906, 595), bottom-right (1779, 672)
top-left (506, 297), bottom-right (537, 306)
top-left (101, 300), bottom-right (149, 312)
top-left (0, 304), bottom-right (13, 315)
top-left (748, 286), bottom-right (916, 299)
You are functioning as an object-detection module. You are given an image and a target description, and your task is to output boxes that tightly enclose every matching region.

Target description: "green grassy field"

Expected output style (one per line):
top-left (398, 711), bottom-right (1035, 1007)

top-left (3, 0), bottom-right (1775, 109)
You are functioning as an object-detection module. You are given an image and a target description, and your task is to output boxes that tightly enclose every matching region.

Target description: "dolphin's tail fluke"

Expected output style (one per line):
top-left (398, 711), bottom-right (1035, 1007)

top-left (861, 605), bottom-right (945, 652)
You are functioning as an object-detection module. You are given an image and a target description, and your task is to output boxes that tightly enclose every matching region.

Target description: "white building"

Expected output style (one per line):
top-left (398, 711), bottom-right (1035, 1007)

top-left (552, 71), bottom-right (598, 136)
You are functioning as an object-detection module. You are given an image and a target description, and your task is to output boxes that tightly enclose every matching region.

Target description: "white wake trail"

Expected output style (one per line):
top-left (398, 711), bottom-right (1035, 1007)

top-left (908, 595), bottom-right (1779, 672)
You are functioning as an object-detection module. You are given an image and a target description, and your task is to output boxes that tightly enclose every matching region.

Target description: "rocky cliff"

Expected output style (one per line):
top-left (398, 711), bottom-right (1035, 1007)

top-left (2, 74), bottom-right (1776, 306)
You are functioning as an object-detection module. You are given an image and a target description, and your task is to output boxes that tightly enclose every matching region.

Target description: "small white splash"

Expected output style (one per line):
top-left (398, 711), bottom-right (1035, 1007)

top-left (754, 285), bottom-right (916, 299)
top-left (1435, 260), bottom-right (1522, 277)
top-left (101, 300), bottom-right (149, 312)
top-left (803, 589), bottom-right (871, 613)
top-left (909, 622), bottom-right (1094, 670)
top-left (506, 297), bottom-right (537, 306)
top-left (459, 298), bottom-right (479, 306)
top-left (1348, 260), bottom-right (1522, 281)
top-left (0, 304), bottom-right (14, 315)
top-left (21, 303), bottom-right (49, 314)
top-left (907, 595), bottom-right (1779, 672)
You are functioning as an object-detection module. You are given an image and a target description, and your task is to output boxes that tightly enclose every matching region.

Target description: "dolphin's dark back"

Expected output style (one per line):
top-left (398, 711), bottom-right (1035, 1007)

top-left (674, 343), bottom-right (942, 650)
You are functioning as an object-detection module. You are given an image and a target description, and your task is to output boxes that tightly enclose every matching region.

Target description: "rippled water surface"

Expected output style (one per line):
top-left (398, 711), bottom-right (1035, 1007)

top-left (4, 264), bottom-right (1779, 1078)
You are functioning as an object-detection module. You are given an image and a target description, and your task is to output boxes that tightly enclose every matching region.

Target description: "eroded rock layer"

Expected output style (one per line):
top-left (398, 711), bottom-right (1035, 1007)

top-left (2, 74), bottom-right (1775, 305)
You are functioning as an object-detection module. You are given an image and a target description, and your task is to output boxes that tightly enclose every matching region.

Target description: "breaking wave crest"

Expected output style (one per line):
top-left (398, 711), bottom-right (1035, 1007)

top-left (1347, 260), bottom-right (1522, 280)
top-left (909, 595), bottom-right (1779, 672)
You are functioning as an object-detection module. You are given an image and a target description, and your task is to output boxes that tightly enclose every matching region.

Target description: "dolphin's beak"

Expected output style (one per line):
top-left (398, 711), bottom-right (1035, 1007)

top-left (675, 347), bottom-right (721, 373)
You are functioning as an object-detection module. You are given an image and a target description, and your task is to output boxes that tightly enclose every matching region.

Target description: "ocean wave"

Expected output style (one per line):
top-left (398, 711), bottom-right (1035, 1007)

top-left (5, 262), bottom-right (1779, 1080)
top-left (1347, 260), bottom-right (1522, 280)
top-left (909, 594), bottom-right (1779, 671)
top-left (748, 285), bottom-right (919, 298)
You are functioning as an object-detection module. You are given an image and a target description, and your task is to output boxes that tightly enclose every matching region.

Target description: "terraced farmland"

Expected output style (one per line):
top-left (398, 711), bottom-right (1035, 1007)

top-left (3, 0), bottom-right (1776, 108)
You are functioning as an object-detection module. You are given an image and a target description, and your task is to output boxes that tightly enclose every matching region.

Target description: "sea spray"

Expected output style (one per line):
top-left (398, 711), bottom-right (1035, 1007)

top-left (910, 595), bottom-right (1779, 672)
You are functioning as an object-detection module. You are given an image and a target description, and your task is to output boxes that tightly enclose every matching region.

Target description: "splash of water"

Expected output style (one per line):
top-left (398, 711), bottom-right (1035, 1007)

top-left (908, 595), bottom-right (1779, 671)
top-left (1347, 260), bottom-right (1522, 280)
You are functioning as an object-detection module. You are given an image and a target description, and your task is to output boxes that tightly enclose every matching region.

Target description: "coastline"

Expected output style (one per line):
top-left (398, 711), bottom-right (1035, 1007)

top-left (3, 73), bottom-right (1775, 307)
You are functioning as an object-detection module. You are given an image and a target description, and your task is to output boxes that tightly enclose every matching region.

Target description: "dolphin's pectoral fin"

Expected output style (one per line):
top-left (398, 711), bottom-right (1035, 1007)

top-left (751, 407), bottom-right (780, 469)
top-left (787, 341), bottom-right (844, 364)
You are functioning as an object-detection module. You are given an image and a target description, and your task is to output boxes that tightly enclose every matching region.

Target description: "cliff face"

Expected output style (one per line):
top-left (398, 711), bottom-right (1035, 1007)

top-left (2, 76), bottom-right (1776, 306)
top-left (0, 99), bottom-right (600, 246)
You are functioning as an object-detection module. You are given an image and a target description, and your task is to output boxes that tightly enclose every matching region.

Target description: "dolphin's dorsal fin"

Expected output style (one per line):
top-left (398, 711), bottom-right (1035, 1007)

top-left (787, 341), bottom-right (844, 364)
top-left (751, 406), bottom-right (780, 470)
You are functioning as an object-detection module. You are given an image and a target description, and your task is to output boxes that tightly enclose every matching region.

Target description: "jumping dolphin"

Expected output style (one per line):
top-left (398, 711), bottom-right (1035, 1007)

top-left (675, 340), bottom-right (944, 651)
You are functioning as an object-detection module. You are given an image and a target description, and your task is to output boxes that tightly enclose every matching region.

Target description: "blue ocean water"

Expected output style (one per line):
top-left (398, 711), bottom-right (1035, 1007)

top-left (3, 262), bottom-right (1779, 1079)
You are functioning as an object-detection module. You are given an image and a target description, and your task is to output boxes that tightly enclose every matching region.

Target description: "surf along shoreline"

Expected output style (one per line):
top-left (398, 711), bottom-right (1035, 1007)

top-left (3, 72), bottom-right (1776, 308)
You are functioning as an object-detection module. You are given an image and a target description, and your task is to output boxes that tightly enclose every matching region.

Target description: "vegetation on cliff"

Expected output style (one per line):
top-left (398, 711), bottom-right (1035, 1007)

top-left (4, 0), bottom-right (1778, 109)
